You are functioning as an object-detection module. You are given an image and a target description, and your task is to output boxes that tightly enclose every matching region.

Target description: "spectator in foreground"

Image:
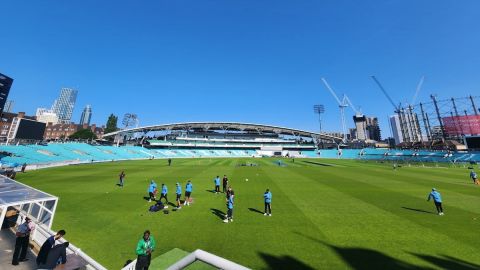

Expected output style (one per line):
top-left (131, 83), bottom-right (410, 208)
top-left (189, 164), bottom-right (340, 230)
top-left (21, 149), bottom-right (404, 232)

top-left (36, 229), bottom-right (66, 266)
top-left (135, 230), bottom-right (156, 270)
top-left (37, 242), bottom-right (69, 269)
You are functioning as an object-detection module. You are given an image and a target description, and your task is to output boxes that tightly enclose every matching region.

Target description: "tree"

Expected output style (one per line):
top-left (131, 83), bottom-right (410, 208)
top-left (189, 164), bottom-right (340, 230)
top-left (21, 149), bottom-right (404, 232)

top-left (69, 129), bottom-right (97, 140)
top-left (105, 114), bottom-right (118, 134)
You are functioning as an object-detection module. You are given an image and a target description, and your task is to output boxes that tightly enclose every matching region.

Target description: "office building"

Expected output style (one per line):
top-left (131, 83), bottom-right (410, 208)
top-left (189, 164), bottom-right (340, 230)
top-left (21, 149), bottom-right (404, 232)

top-left (52, 88), bottom-right (78, 123)
top-left (0, 73), bottom-right (13, 116)
top-left (79, 105), bottom-right (92, 125)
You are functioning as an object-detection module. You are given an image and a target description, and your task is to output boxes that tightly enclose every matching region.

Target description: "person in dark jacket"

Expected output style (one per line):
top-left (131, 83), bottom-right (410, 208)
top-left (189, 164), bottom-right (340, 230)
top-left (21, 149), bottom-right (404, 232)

top-left (36, 230), bottom-right (66, 266)
top-left (37, 242), bottom-right (69, 269)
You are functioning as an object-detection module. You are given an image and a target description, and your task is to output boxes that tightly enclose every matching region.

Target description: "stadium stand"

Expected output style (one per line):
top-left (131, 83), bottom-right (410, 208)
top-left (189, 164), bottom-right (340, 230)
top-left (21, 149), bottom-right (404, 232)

top-left (1, 143), bottom-right (479, 167)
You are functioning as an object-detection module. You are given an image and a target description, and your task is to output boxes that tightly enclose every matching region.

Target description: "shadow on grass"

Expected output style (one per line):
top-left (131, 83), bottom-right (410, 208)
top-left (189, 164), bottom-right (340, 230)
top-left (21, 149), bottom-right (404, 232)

top-left (294, 232), bottom-right (432, 270)
top-left (258, 252), bottom-right (315, 270)
top-left (210, 208), bottom-right (225, 220)
top-left (205, 189), bottom-right (216, 193)
top-left (401, 207), bottom-right (435, 215)
top-left (301, 161), bottom-right (334, 167)
top-left (410, 253), bottom-right (480, 270)
top-left (248, 208), bottom-right (263, 214)
top-left (143, 196), bottom-right (152, 201)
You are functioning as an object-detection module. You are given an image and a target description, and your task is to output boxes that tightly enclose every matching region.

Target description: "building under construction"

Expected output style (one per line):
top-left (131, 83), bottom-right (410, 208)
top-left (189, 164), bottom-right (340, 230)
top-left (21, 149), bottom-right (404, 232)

top-left (390, 95), bottom-right (480, 149)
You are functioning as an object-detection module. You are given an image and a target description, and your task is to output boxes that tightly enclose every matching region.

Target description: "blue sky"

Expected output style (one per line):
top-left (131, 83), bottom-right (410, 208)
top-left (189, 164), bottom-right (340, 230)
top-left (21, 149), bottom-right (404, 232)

top-left (1, 1), bottom-right (479, 137)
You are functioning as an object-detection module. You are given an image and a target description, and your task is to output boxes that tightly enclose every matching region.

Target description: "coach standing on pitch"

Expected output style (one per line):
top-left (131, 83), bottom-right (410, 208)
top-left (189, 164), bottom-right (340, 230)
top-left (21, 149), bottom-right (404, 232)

top-left (264, 189), bottom-right (272, 216)
top-left (427, 188), bottom-right (444, 215)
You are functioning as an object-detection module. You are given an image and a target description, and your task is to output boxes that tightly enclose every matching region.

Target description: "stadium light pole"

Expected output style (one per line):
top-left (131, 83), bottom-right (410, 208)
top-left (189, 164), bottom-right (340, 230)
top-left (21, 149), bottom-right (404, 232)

top-left (314, 105), bottom-right (325, 148)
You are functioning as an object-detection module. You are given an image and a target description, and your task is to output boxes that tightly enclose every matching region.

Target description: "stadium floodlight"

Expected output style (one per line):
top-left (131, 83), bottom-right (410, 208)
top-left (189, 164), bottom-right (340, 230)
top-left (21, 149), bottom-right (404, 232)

top-left (313, 104), bottom-right (325, 134)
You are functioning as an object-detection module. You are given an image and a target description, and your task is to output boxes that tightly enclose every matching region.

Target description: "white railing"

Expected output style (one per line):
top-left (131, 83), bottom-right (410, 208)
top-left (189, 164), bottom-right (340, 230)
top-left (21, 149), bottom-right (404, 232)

top-left (31, 224), bottom-right (107, 270)
top-left (121, 249), bottom-right (250, 270)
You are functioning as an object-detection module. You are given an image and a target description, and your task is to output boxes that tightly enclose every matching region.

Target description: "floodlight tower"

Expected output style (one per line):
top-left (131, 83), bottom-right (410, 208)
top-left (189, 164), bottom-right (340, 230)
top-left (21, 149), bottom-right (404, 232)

top-left (321, 78), bottom-right (348, 143)
top-left (313, 104), bottom-right (325, 134)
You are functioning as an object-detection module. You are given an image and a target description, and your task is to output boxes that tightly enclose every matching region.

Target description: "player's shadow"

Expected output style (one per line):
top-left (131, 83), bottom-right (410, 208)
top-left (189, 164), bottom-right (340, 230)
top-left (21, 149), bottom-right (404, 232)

top-left (210, 208), bottom-right (226, 220)
top-left (410, 253), bottom-right (480, 270)
top-left (116, 183), bottom-right (123, 187)
top-left (293, 231), bottom-right (432, 270)
top-left (205, 189), bottom-right (216, 193)
top-left (143, 196), bottom-right (151, 201)
top-left (302, 161), bottom-right (334, 167)
top-left (259, 252), bottom-right (315, 270)
top-left (401, 207), bottom-right (435, 214)
top-left (248, 208), bottom-right (264, 214)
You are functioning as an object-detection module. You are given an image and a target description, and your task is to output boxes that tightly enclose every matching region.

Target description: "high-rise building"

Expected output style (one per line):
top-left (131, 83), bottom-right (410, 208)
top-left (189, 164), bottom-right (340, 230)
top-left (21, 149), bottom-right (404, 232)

top-left (4, 100), bottom-right (14, 113)
top-left (353, 115), bottom-right (368, 141)
top-left (36, 108), bottom-right (59, 124)
top-left (366, 116), bottom-right (381, 141)
top-left (52, 88), bottom-right (78, 123)
top-left (0, 73), bottom-right (13, 116)
top-left (390, 115), bottom-right (403, 145)
top-left (79, 105), bottom-right (92, 125)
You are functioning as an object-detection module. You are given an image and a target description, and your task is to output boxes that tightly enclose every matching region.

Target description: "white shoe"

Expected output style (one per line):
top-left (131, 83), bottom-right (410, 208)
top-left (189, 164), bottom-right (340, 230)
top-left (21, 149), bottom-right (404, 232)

top-left (440, 212), bottom-right (444, 215)
top-left (230, 219), bottom-right (233, 222)
top-left (164, 206), bottom-right (168, 209)
top-left (264, 213), bottom-right (267, 216)
top-left (177, 206), bottom-right (182, 209)
top-left (148, 199), bottom-right (151, 202)
top-left (269, 214), bottom-right (272, 216)
top-left (223, 219), bottom-right (228, 223)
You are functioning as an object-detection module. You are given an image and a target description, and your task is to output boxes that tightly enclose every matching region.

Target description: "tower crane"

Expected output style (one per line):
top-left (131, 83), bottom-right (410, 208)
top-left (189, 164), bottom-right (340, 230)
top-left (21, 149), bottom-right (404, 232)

top-left (371, 76), bottom-right (410, 143)
top-left (321, 78), bottom-right (348, 143)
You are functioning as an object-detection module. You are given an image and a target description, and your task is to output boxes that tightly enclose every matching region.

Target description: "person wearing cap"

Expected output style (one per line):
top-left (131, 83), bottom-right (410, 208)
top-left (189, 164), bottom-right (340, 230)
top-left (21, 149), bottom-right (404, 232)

top-left (148, 180), bottom-right (157, 202)
top-left (264, 189), bottom-right (272, 216)
top-left (175, 183), bottom-right (182, 209)
top-left (135, 230), bottom-right (156, 270)
top-left (12, 217), bottom-right (33, 265)
top-left (427, 188), bottom-right (444, 215)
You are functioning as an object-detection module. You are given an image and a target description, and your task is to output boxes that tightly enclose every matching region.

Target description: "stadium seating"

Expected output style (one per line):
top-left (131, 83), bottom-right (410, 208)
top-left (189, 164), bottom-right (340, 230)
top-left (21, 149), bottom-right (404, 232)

top-left (1, 143), bottom-right (479, 167)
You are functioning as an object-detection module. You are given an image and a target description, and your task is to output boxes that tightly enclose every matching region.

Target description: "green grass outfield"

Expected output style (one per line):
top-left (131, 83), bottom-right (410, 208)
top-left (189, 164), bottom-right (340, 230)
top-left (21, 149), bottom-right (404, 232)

top-left (16, 158), bottom-right (480, 270)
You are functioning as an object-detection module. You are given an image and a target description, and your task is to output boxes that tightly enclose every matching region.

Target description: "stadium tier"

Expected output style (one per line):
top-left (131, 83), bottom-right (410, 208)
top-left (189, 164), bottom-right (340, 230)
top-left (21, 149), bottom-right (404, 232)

top-left (1, 143), bottom-right (479, 167)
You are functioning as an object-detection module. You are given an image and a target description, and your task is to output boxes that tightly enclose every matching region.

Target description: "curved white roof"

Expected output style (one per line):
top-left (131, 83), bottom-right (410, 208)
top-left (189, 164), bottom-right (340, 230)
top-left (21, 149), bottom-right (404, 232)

top-left (103, 122), bottom-right (341, 141)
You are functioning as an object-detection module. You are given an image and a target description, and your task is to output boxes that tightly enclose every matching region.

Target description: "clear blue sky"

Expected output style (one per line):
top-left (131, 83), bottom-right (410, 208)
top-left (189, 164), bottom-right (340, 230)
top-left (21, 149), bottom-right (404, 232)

top-left (1, 1), bottom-right (479, 137)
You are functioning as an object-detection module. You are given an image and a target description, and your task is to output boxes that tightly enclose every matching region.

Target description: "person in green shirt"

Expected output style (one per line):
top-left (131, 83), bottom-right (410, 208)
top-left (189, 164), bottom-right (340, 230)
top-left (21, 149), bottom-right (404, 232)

top-left (135, 230), bottom-right (156, 270)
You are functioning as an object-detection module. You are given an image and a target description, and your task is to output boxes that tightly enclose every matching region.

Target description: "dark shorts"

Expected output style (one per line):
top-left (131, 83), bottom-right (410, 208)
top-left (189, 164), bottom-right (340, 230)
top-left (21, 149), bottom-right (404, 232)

top-left (434, 201), bottom-right (442, 206)
top-left (176, 194), bottom-right (181, 200)
top-left (185, 191), bottom-right (191, 197)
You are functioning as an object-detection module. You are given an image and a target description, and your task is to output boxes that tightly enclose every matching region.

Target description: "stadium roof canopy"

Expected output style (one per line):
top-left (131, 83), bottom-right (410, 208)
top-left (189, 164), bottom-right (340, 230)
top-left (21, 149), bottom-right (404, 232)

top-left (102, 122), bottom-right (342, 141)
top-left (0, 176), bottom-right (58, 229)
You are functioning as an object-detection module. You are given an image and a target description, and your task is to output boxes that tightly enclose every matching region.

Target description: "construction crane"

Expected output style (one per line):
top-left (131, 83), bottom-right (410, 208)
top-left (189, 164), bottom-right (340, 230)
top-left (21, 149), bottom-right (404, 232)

top-left (344, 95), bottom-right (362, 116)
top-left (371, 76), bottom-right (411, 143)
top-left (411, 76), bottom-right (425, 106)
top-left (321, 78), bottom-right (348, 143)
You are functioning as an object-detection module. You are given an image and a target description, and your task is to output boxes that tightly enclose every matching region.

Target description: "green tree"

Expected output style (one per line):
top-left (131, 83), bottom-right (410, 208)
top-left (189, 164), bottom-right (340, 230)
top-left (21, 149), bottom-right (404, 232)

top-left (105, 114), bottom-right (118, 134)
top-left (69, 129), bottom-right (97, 140)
